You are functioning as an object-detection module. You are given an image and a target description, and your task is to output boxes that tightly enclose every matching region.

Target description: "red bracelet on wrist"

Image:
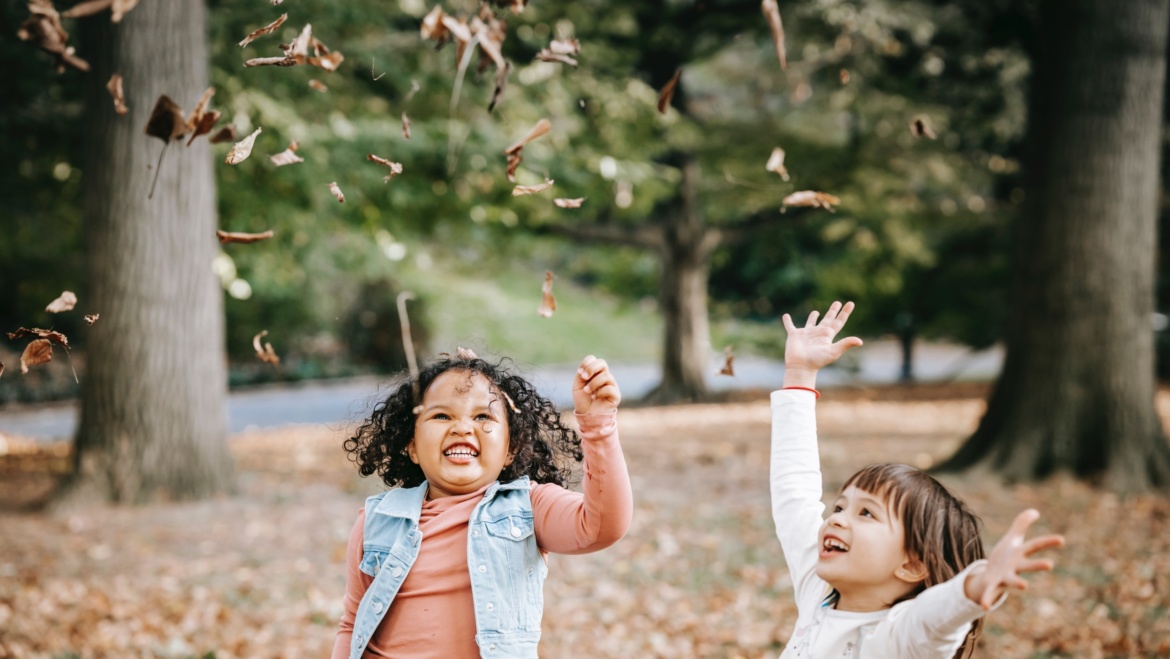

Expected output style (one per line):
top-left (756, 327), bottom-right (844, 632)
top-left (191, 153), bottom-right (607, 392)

top-left (783, 386), bottom-right (821, 399)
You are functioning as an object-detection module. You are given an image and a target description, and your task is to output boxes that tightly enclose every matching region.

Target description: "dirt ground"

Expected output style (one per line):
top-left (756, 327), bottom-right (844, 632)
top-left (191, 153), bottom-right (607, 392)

top-left (1, 386), bottom-right (1168, 658)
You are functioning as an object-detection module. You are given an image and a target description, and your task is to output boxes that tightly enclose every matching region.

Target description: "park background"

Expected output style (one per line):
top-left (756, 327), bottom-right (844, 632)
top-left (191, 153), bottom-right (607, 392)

top-left (1, 0), bottom-right (1169, 656)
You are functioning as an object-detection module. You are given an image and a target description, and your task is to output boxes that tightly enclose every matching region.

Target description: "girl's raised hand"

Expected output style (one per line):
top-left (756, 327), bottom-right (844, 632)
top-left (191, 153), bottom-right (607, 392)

top-left (781, 301), bottom-right (863, 384)
top-left (573, 355), bottom-right (620, 415)
top-left (964, 509), bottom-right (1065, 610)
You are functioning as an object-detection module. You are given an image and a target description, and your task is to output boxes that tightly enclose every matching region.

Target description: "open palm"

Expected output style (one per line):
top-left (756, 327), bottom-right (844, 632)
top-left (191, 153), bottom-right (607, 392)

top-left (781, 301), bottom-right (863, 372)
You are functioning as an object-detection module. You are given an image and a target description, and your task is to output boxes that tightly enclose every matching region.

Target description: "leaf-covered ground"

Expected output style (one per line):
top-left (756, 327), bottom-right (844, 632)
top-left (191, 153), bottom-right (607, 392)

top-left (2, 387), bottom-right (1168, 658)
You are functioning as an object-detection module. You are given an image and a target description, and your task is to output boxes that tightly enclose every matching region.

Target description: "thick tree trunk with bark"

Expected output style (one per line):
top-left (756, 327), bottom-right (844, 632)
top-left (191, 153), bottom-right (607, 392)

top-left (56, 0), bottom-right (233, 506)
top-left (940, 0), bottom-right (1170, 491)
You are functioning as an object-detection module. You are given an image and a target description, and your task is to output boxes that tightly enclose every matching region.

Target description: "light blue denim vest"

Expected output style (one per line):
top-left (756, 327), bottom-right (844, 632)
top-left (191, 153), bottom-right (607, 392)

top-left (348, 477), bottom-right (547, 659)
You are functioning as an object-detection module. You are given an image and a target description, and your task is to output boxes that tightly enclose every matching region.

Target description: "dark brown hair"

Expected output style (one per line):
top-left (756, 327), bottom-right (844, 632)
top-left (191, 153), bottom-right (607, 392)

top-left (838, 463), bottom-right (986, 659)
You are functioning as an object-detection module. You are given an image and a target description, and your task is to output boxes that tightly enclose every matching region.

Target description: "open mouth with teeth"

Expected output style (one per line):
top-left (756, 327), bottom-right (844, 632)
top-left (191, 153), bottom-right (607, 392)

top-left (443, 444), bottom-right (480, 463)
top-left (822, 537), bottom-right (850, 554)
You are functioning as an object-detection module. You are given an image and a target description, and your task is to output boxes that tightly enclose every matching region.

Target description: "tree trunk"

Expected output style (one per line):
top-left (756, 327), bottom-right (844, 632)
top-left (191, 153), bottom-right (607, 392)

top-left (56, 0), bottom-right (233, 506)
top-left (939, 0), bottom-right (1170, 492)
top-left (644, 158), bottom-right (713, 403)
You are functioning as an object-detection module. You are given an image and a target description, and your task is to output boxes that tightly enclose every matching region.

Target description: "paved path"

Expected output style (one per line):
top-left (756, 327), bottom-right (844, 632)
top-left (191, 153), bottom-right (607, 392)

top-left (0, 340), bottom-right (1002, 442)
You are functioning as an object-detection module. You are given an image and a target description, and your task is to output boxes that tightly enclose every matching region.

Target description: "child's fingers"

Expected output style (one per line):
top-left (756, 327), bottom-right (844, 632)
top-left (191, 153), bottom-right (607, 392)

top-left (582, 368), bottom-right (617, 394)
top-left (577, 355), bottom-right (600, 382)
top-left (1017, 558), bottom-right (1055, 575)
top-left (832, 336), bottom-right (864, 358)
top-left (821, 301), bottom-right (843, 324)
top-left (834, 301), bottom-right (856, 328)
top-left (804, 309), bottom-right (820, 328)
top-left (590, 382), bottom-right (621, 404)
top-left (1023, 534), bottom-right (1065, 556)
top-left (782, 313), bottom-right (796, 333)
top-left (1007, 508), bottom-right (1041, 540)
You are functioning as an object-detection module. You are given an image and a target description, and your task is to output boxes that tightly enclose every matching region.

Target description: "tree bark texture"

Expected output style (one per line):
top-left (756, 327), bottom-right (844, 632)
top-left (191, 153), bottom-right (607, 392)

top-left (941, 0), bottom-right (1170, 491)
top-left (59, 0), bottom-right (233, 505)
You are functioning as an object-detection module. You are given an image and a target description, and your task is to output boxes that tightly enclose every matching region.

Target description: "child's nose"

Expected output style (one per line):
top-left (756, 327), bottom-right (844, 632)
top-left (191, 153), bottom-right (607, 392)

top-left (450, 418), bottom-right (474, 434)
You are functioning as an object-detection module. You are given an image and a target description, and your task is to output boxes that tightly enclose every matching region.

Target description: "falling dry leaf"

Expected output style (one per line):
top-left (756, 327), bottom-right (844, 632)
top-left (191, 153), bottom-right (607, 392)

top-left (657, 68), bottom-right (682, 114)
top-left (0, 362), bottom-right (4, 379)
top-left (401, 113), bottom-right (412, 140)
top-left (536, 38), bottom-right (580, 66)
top-left (308, 79), bottom-right (328, 92)
top-left (106, 74), bottom-right (127, 115)
top-left (225, 127), bottom-right (262, 165)
top-left (911, 116), bottom-right (937, 139)
top-left (554, 197), bottom-right (585, 208)
top-left (718, 345), bottom-right (735, 376)
top-left (367, 154), bottom-right (403, 182)
top-left (19, 0), bottom-right (90, 72)
top-left (45, 291), bottom-right (77, 313)
top-left (238, 13), bottom-right (287, 48)
top-left (144, 95), bottom-right (188, 143)
top-left (328, 181), bottom-right (345, 203)
top-left (184, 87), bottom-right (222, 146)
top-left (252, 330), bottom-right (280, 365)
top-left (272, 0), bottom-right (283, 4)
top-left (536, 50), bottom-right (577, 67)
top-left (84, 314), bottom-right (99, 326)
top-left (765, 147), bottom-right (789, 181)
top-left (761, 0), bottom-right (788, 70)
top-left (245, 56), bottom-right (298, 67)
top-left (455, 347), bottom-right (478, 360)
top-left (503, 118), bottom-right (551, 182)
top-left (20, 339), bottom-right (54, 374)
top-left (269, 140), bottom-right (303, 166)
top-left (7, 327), bottom-right (70, 348)
top-left (208, 126), bottom-right (237, 144)
top-left (488, 61), bottom-right (511, 112)
top-left (512, 179), bottom-right (554, 196)
top-left (217, 229), bottom-right (275, 244)
top-left (244, 23), bottom-right (345, 71)
top-left (537, 271), bottom-right (556, 318)
top-left (839, 68), bottom-right (851, 85)
top-left (782, 190), bottom-right (840, 211)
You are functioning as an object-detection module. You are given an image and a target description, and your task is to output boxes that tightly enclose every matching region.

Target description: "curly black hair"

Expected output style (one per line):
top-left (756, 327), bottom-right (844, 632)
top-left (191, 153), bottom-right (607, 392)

top-left (344, 355), bottom-right (584, 489)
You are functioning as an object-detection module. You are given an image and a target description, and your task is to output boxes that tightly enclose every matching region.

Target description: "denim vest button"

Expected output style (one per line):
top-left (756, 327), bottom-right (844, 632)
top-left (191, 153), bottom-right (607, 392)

top-left (488, 644), bottom-right (496, 652)
top-left (472, 529), bottom-right (479, 537)
top-left (486, 602), bottom-right (494, 611)
top-left (391, 566), bottom-right (403, 578)
top-left (478, 564), bottom-right (487, 573)
top-left (510, 526), bottom-right (522, 538)
top-left (372, 601), bottom-right (383, 613)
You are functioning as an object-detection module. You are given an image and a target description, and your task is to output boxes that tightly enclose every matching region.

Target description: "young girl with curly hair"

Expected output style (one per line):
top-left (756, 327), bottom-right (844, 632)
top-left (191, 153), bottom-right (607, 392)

top-left (332, 352), bottom-right (632, 659)
top-left (772, 301), bottom-right (1064, 658)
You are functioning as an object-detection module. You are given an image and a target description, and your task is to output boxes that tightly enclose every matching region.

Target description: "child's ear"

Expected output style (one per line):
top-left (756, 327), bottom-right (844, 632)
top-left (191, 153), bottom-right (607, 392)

top-left (407, 440), bottom-right (420, 465)
top-left (895, 558), bottom-right (928, 584)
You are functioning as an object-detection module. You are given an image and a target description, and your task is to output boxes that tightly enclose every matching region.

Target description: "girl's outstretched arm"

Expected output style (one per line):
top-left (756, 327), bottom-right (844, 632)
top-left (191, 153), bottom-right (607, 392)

top-left (780, 300), bottom-right (864, 388)
top-left (964, 508), bottom-right (1065, 609)
top-left (532, 356), bottom-right (632, 554)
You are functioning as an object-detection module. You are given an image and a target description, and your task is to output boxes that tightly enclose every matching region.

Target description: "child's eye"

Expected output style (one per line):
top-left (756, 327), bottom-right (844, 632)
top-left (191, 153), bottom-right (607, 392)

top-left (833, 505), bottom-right (843, 513)
top-left (861, 508), bottom-right (874, 518)
top-left (432, 413), bottom-right (450, 420)
top-left (476, 413), bottom-right (493, 421)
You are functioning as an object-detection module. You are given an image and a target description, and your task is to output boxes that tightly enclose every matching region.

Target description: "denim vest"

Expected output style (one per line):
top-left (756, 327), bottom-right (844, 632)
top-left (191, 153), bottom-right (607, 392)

top-left (348, 477), bottom-right (547, 659)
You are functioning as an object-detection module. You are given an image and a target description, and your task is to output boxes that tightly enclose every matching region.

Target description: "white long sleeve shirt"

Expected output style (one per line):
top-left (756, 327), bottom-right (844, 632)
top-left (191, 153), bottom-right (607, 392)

top-left (770, 389), bottom-right (997, 659)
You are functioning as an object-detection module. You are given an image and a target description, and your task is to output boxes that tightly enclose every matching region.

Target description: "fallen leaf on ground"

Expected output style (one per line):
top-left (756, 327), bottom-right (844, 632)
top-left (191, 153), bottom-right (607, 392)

top-left (782, 190), bottom-right (840, 211)
top-left (20, 0), bottom-right (90, 72)
top-left (911, 116), bottom-right (937, 139)
top-left (269, 141), bottom-right (303, 166)
top-left (554, 197), bottom-right (585, 208)
top-left (45, 291), bottom-right (77, 313)
top-left (84, 314), bottom-right (99, 325)
top-left (252, 330), bottom-right (280, 365)
top-left (328, 181), bottom-right (345, 203)
top-left (225, 127), bottom-right (262, 165)
top-left (401, 113), bottom-right (411, 140)
top-left (20, 339), bottom-right (53, 374)
top-left (765, 147), bottom-right (789, 181)
top-left (238, 13), bottom-right (287, 48)
top-left (308, 79), bottom-right (328, 92)
top-left (513, 179), bottom-right (554, 196)
top-left (106, 74), bottom-right (127, 115)
top-left (208, 126), bottom-right (237, 144)
top-left (657, 68), bottom-right (682, 114)
top-left (503, 118), bottom-right (551, 181)
top-left (218, 229), bottom-right (275, 244)
top-left (718, 345), bottom-right (735, 376)
top-left (537, 271), bottom-right (556, 317)
top-left (761, 0), bottom-right (787, 70)
top-left (367, 154), bottom-right (403, 182)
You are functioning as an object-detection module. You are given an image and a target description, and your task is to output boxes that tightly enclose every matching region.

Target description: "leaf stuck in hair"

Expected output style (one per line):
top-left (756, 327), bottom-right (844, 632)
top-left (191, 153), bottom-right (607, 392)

top-left (252, 330), bottom-right (280, 365)
top-left (657, 68), bottom-right (682, 114)
top-left (238, 13), bottom-right (287, 48)
top-left (224, 127), bottom-right (262, 165)
top-left (45, 291), bottom-right (77, 313)
top-left (269, 140), bottom-right (303, 167)
top-left (537, 271), bottom-right (556, 318)
top-left (107, 74), bottom-right (128, 115)
top-left (455, 347), bottom-right (478, 360)
top-left (765, 147), bottom-right (789, 181)
top-left (217, 229), bottom-right (275, 244)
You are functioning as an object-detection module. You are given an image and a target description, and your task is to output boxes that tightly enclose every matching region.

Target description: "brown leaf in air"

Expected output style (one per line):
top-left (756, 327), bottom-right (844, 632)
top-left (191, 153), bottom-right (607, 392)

top-left (512, 179), bottom-right (554, 196)
top-left (244, 23), bottom-right (344, 71)
top-left (503, 118), bottom-right (551, 182)
top-left (782, 190), bottom-right (840, 211)
top-left (401, 113), bottom-right (412, 140)
top-left (489, 61), bottom-right (511, 112)
top-left (839, 68), bottom-right (851, 85)
top-left (20, 339), bottom-right (54, 374)
top-left (238, 13), bottom-right (287, 48)
top-left (84, 314), bottom-right (99, 326)
top-left (106, 74), bottom-right (128, 115)
top-left (549, 38), bottom-right (580, 55)
top-left (183, 87), bottom-right (218, 145)
top-left (308, 79), bottom-right (328, 92)
top-left (328, 181), bottom-right (345, 203)
top-left (455, 347), bottom-right (478, 360)
top-left (225, 127), bottom-right (262, 165)
top-left (765, 147), bottom-right (789, 181)
top-left (554, 197), bottom-right (585, 208)
top-left (537, 271), bottom-right (556, 318)
top-left (245, 56), bottom-right (298, 67)
top-left (218, 229), bottom-right (275, 244)
top-left (657, 68), bottom-right (682, 114)
top-left (269, 140), bottom-right (303, 166)
top-left (186, 110), bottom-right (222, 146)
top-left (208, 125), bottom-right (237, 144)
top-left (718, 345), bottom-right (735, 376)
top-left (20, 0), bottom-right (90, 72)
top-left (7, 327), bottom-right (70, 348)
top-left (0, 362), bottom-right (4, 379)
top-left (272, 0), bottom-right (283, 4)
top-left (367, 154), bottom-right (404, 182)
top-left (911, 116), bottom-right (937, 139)
top-left (253, 330), bottom-right (280, 366)
top-left (761, 0), bottom-right (787, 70)
top-left (535, 50), bottom-right (577, 67)
top-left (144, 95), bottom-right (188, 143)
top-left (45, 291), bottom-right (77, 313)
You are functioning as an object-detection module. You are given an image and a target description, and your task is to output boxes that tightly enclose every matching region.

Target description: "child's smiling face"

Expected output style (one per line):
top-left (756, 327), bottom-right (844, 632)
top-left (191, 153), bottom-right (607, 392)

top-left (408, 369), bottom-right (513, 499)
top-left (815, 485), bottom-right (922, 611)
